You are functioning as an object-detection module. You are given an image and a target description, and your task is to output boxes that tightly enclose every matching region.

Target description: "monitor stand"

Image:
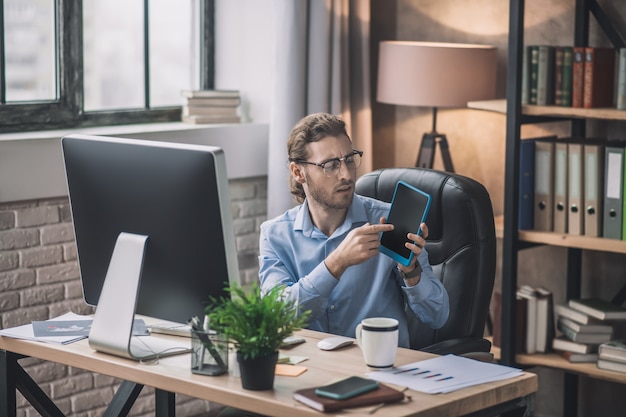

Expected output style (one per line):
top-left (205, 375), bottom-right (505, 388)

top-left (88, 232), bottom-right (190, 360)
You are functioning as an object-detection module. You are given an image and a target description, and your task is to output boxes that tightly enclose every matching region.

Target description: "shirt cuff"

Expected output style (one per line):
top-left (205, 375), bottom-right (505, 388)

top-left (305, 261), bottom-right (340, 296)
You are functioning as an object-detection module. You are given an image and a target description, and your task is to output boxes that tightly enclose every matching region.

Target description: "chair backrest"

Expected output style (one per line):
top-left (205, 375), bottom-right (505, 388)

top-left (355, 168), bottom-right (496, 350)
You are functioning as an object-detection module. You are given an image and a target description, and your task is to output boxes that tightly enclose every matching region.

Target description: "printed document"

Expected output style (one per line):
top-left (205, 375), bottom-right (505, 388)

top-left (367, 354), bottom-right (523, 394)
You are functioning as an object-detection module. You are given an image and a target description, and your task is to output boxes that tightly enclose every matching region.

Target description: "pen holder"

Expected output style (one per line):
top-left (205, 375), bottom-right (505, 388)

top-left (191, 330), bottom-right (229, 376)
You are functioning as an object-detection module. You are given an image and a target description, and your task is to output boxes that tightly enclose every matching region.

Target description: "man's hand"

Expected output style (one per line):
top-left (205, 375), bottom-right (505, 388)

top-left (404, 223), bottom-right (428, 258)
top-left (398, 223), bottom-right (429, 286)
top-left (325, 221), bottom-right (393, 279)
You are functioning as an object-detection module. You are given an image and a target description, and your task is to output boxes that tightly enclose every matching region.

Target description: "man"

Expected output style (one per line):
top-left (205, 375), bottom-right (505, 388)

top-left (259, 113), bottom-right (449, 347)
top-left (217, 113), bottom-right (450, 417)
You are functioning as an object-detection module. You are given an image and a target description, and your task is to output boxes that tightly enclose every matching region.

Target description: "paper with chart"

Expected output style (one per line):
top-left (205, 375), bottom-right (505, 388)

top-left (0, 311), bottom-right (93, 344)
top-left (366, 354), bottom-right (523, 394)
top-left (0, 312), bottom-right (150, 345)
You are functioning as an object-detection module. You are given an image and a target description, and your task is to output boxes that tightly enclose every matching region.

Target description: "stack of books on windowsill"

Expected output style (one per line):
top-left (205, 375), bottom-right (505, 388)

top-left (180, 90), bottom-right (241, 124)
top-left (552, 298), bottom-right (626, 363)
top-left (597, 340), bottom-right (626, 373)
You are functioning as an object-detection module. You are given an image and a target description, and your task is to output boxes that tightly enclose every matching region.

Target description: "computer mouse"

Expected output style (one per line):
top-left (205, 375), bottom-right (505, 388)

top-left (317, 335), bottom-right (355, 351)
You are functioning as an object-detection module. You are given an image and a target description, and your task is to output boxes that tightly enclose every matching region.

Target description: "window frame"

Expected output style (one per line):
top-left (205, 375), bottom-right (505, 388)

top-left (0, 0), bottom-right (214, 134)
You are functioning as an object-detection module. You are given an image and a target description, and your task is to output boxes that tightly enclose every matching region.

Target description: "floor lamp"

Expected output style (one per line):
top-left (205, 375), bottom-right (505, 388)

top-left (377, 41), bottom-right (498, 172)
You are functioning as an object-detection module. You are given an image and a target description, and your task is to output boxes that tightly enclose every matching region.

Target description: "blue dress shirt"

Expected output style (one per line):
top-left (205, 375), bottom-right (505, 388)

top-left (258, 194), bottom-right (450, 348)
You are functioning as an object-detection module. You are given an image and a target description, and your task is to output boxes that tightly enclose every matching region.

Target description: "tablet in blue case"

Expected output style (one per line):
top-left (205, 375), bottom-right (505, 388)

top-left (379, 181), bottom-right (431, 266)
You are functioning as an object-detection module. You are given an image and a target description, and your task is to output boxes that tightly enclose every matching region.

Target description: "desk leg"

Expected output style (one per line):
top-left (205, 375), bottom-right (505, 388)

top-left (155, 389), bottom-right (175, 417)
top-left (1, 350), bottom-right (66, 417)
top-left (0, 350), bottom-right (17, 417)
top-left (101, 383), bottom-right (176, 417)
top-left (103, 380), bottom-right (144, 417)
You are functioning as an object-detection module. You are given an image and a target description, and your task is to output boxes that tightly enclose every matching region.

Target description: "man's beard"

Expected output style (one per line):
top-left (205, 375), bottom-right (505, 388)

top-left (305, 172), bottom-right (354, 210)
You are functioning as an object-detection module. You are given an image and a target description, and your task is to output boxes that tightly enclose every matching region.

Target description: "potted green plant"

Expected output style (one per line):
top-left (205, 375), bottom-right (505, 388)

top-left (206, 282), bottom-right (310, 390)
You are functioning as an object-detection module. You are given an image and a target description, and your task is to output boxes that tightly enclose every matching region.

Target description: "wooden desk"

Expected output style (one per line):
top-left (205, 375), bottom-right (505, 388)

top-left (0, 328), bottom-right (537, 417)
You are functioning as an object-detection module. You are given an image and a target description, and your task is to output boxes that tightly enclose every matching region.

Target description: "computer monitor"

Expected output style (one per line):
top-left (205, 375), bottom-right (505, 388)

top-left (62, 134), bottom-right (240, 328)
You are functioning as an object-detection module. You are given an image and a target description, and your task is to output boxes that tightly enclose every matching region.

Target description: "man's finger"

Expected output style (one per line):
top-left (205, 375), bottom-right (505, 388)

top-left (367, 223), bottom-right (394, 233)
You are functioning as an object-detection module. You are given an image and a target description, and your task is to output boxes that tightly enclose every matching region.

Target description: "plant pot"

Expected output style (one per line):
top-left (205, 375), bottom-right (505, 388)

top-left (237, 351), bottom-right (278, 390)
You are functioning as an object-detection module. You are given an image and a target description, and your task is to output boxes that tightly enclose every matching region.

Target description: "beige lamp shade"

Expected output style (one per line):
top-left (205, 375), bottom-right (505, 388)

top-left (377, 41), bottom-right (497, 108)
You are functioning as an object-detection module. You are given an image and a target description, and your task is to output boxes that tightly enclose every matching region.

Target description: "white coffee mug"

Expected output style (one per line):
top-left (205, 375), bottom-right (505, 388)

top-left (355, 317), bottom-right (399, 370)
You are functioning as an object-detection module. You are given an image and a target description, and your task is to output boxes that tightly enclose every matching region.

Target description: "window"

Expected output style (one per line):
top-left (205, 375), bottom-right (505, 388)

top-left (0, 0), bottom-right (214, 133)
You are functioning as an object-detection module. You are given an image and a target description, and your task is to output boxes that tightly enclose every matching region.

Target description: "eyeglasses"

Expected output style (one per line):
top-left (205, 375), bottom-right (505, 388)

top-left (291, 150), bottom-right (363, 177)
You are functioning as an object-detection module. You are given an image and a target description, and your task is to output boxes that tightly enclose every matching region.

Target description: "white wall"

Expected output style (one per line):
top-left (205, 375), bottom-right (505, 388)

top-left (215, 1), bottom-right (274, 124)
top-left (0, 123), bottom-right (268, 203)
top-left (0, 2), bottom-right (273, 205)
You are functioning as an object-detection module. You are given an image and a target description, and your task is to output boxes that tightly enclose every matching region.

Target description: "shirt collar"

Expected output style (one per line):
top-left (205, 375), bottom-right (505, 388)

top-left (294, 194), bottom-right (369, 238)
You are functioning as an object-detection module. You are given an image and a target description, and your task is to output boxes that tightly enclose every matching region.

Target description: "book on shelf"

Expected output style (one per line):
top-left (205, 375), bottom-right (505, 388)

top-left (554, 46), bottom-right (565, 106)
top-left (522, 45), bottom-right (530, 105)
top-left (598, 340), bottom-right (626, 363)
top-left (617, 48), bottom-right (626, 110)
top-left (558, 46), bottom-right (574, 107)
top-left (597, 358), bottom-right (626, 373)
top-left (558, 350), bottom-right (599, 363)
top-left (519, 138), bottom-right (539, 230)
top-left (583, 141), bottom-right (605, 237)
top-left (555, 304), bottom-right (605, 325)
top-left (537, 45), bottom-right (556, 105)
top-left (603, 144), bottom-right (624, 240)
top-left (180, 89), bottom-right (240, 99)
top-left (567, 140), bottom-right (584, 235)
top-left (535, 287), bottom-right (555, 353)
top-left (583, 47), bottom-right (616, 109)
top-left (553, 140), bottom-right (568, 233)
top-left (557, 320), bottom-right (612, 344)
top-left (534, 137), bottom-right (556, 231)
top-left (552, 336), bottom-right (598, 354)
top-left (528, 45), bottom-right (540, 105)
top-left (491, 290), bottom-right (527, 353)
top-left (569, 298), bottom-right (626, 321)
top-left (517, 286), bottom-right (538, 354)
top-left (293, 382), bottom-right (405, 412)
top-left (571, 46), bottom-right (586, 108)
top-left (557, 317), bottom-right (613, 334)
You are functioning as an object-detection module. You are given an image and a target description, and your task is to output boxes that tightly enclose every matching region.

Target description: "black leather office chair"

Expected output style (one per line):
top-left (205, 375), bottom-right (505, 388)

top-left (355, 168), bottom-right (496, 356)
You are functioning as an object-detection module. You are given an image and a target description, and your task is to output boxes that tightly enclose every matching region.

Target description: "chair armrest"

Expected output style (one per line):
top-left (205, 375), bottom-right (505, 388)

top-left (419, 337), bottom-right (492, 355)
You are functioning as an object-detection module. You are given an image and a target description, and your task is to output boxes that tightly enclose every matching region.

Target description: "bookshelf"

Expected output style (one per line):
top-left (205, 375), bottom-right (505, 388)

top-left (495, 1), bottom-right (626, 416)
top-left (469, 99), bottom-right (626, 121)
top-left (489, 342), bottom-right (626, 385)
top-left (493, 214), bottom-right (626, 253)
top-left (517, 230), bottom-right (626, 253)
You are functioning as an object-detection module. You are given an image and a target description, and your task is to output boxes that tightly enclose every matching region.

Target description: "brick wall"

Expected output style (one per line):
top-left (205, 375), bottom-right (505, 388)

top-left (0, 176), bottom-right (267, 417)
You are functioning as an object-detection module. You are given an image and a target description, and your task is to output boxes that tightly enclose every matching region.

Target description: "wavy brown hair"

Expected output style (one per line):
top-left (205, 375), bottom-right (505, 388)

top-left (287, 113), bottom-right (350, 203)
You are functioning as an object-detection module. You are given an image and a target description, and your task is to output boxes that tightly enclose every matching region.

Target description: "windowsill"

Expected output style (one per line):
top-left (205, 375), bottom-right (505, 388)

top-left (0, 122), bottom-right (269, 204)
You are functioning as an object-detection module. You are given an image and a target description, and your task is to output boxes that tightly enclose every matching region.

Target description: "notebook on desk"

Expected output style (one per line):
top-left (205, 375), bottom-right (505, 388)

top-left (88, 233), bottom-right (190, 361)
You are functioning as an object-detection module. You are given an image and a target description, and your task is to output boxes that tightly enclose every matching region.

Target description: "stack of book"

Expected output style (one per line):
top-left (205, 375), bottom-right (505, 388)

top-left (552, 298), bottom-right (626, 363)
top-left (597, 340), bottom-right (626, 373)
top-left (491, 285), bottom-right (554, 355)
top-left (517, 285), bottom-right (555, 354)
top-left (180, 90), bottom-right (241, 124)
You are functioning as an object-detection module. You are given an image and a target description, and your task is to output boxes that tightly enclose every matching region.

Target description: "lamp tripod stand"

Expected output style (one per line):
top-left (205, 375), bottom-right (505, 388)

top-left (415, 107), bottom-right (455, 172)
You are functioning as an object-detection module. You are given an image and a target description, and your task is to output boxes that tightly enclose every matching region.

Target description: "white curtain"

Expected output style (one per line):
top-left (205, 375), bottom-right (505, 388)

top-left (267, 0), bottom-right (373, 219)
